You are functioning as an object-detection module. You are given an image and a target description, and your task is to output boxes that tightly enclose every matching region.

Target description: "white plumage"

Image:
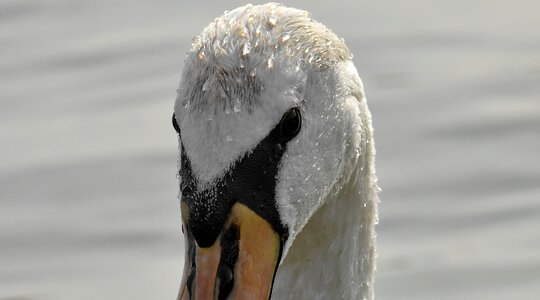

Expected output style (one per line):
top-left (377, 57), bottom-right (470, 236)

top-left (175, 3), bottom-right (379, 299)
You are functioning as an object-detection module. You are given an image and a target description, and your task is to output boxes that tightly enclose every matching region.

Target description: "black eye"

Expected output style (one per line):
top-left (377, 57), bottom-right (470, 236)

top-left (172, 113), bottom-right (181, 133)
top-left (278, 107), bottom-right (302, 140)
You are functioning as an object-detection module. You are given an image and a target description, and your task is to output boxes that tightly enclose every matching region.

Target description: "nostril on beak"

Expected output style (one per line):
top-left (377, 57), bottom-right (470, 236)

top-left (217, 264), bottom-right (234, 300)
top-left (217, 225), bottom-right (239, 299)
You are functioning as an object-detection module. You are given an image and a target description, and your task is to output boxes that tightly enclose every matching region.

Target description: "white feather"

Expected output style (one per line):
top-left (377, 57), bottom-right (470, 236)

top-left (175, 3), bottom-right (379, 298)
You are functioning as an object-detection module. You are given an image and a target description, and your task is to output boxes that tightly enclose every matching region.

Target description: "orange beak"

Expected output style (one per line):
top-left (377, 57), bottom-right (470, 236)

top-left (178, 203), bottom-right (282, 300)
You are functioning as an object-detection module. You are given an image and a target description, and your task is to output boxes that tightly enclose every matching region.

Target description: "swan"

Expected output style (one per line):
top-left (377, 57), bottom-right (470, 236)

top-left (172, 3), bottom-right (379, 299)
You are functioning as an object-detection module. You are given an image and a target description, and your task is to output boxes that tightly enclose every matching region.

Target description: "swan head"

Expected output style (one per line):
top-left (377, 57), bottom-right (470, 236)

top-left (174, 3), bottom-right (372, 299)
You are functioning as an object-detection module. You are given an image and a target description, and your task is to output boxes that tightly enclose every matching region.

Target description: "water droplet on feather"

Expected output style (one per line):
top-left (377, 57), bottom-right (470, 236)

top-left (202, 79), bottom-right (211, 91)
top-left (197, 49), bottom-right (206, 61)
top-left (241, 42), bottom-right (251, 56)
top-left (233, 98), bottom-right (241, 113)
top-left (268, 15), bottom-right (277, 28)
top-left (267, 56), bottom-right (274, 69)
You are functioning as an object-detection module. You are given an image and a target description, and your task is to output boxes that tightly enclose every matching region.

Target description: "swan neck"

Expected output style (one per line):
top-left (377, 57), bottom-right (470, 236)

top-left (272, 163), bottom-right (377, 299)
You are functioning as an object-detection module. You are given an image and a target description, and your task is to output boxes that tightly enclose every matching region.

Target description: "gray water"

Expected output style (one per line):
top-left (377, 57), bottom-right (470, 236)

top-left (1, 0), bottom-right (539, 299)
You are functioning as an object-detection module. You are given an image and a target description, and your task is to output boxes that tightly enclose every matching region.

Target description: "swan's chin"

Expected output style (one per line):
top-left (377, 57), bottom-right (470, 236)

top-left (178, 203), bottom-right (283, 300)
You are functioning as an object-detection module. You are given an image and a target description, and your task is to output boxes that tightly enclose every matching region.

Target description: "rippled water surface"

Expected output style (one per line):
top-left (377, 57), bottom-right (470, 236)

top-left (1, 0), bottom-right (539, 299)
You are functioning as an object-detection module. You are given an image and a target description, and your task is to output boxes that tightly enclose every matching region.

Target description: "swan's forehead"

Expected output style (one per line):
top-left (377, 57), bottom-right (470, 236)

top-left (177, 3), bottom-right (350, 113)
top-left (175, 3), bottom-right (351, 188)
top-left (195, 3), bottom-right (350, 67)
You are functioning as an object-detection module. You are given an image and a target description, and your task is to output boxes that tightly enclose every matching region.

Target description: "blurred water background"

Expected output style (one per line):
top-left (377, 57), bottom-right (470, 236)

top-left (1, 0), bottom-right (539, 299)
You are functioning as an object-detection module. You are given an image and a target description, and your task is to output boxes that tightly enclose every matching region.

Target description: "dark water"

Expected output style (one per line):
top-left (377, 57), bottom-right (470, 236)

top-left (1, 0), bottom-right (539, 299)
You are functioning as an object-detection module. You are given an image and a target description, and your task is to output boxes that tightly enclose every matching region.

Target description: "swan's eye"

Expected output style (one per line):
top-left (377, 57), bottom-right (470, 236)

top-left (278, 107), bottom-right (302, 140)
top-left (172, 113), bottom-right (181, 133)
